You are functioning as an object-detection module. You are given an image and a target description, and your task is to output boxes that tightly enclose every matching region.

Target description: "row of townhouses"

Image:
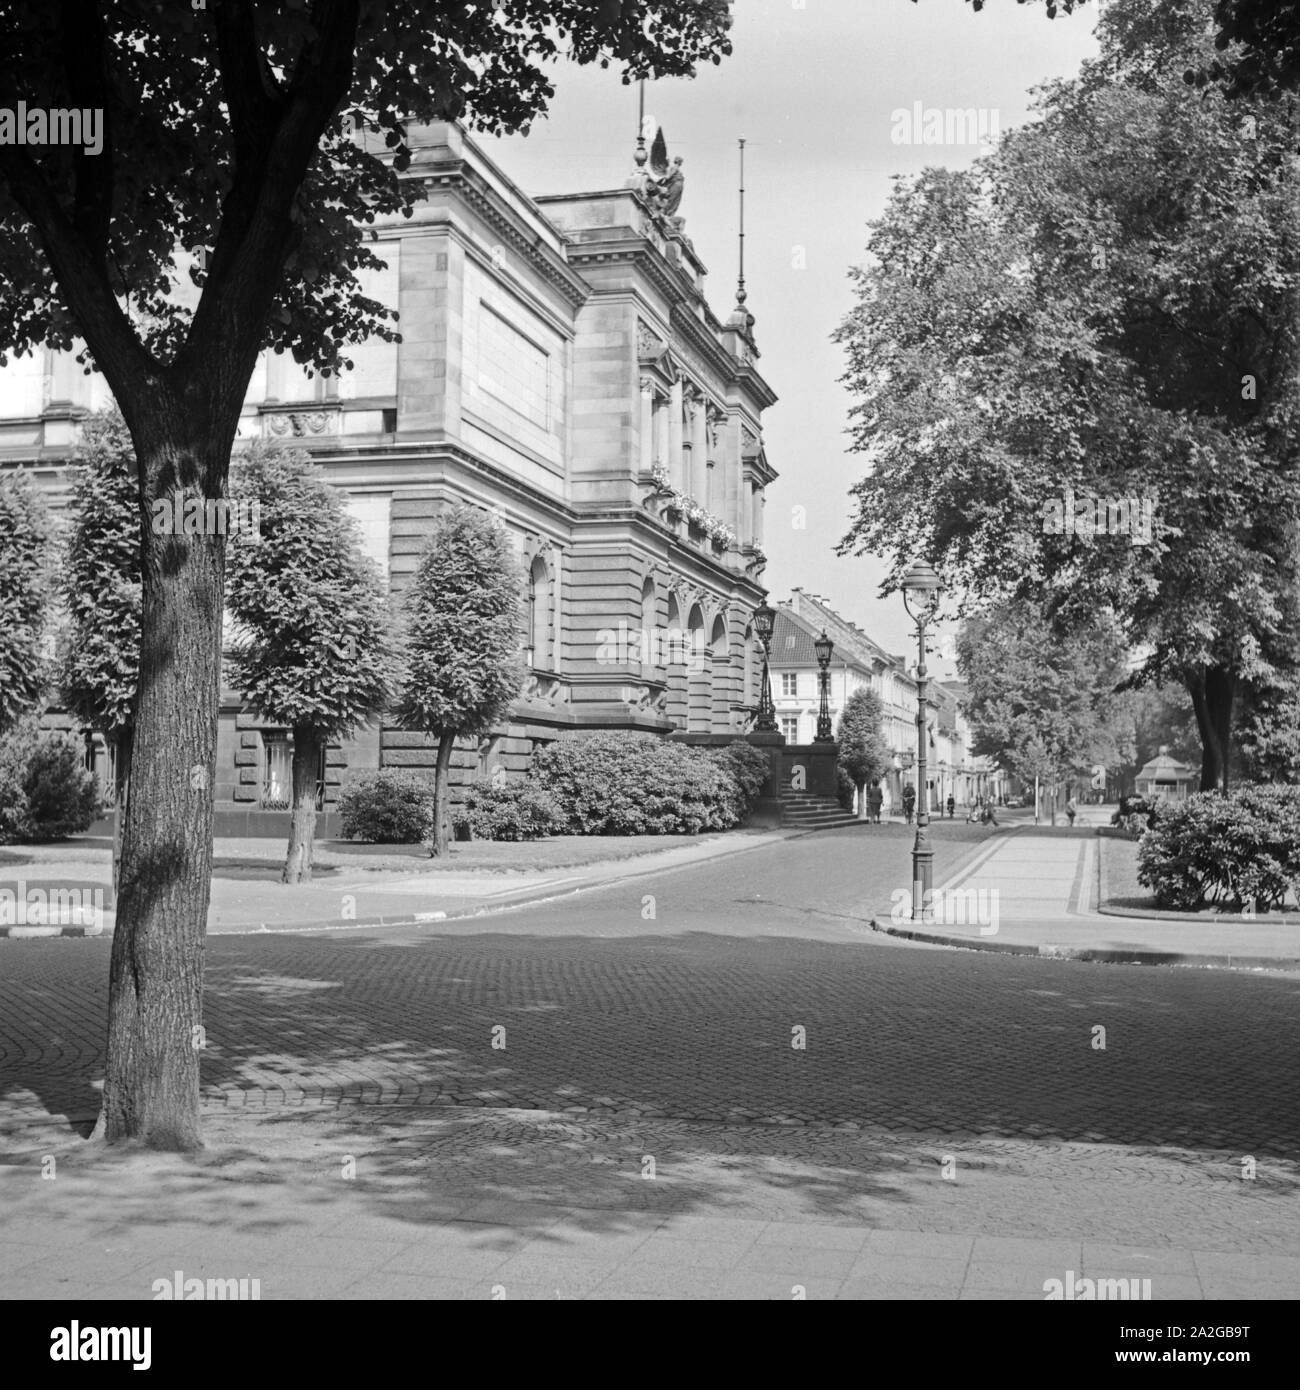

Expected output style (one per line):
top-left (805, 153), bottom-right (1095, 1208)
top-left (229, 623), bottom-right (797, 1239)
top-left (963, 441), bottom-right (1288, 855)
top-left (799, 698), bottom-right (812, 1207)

top-left (771, 590), bottom-right (1004, 814)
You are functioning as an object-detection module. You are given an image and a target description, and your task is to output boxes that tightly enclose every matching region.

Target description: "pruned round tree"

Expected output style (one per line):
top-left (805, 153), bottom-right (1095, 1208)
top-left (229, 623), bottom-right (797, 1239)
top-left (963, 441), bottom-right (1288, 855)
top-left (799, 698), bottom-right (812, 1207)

top-left (59, 410), bottom-right (141, 804)
top-left (226, 444), bottom-right (400, 883)
top-left (394, 507), bottom-right (525, 857)
top-left (0, 471), bottom-right (51, 735)
top-left (837, 687), bottom-right (890, 821)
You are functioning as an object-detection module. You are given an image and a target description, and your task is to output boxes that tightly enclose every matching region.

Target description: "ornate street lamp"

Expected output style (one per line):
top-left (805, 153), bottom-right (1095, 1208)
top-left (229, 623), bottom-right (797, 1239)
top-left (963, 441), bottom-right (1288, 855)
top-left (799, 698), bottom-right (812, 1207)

top-left (752, 600), bottom-right (778, 734)
top-left (813, 629), bottom-right (835, 742)
top-left (901, 560), bottom-right (943, 922)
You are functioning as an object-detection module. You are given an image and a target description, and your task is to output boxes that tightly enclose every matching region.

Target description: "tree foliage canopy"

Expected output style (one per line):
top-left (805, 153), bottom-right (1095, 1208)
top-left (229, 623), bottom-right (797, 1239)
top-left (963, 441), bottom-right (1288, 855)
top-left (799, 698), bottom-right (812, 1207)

top-left (838, 0), bottom-right (1300, 785)
top-left (0, 0), bottom-right (732, 393)
top-left (837, 687), bottom-right (890, 789)
top-left (0, 472), bottom-right (50, 734)
top-left (225, 443), bottom-right (399, 740)
top-left (957, 600), bottom-right (1130, 788)
top-left (58, 410), bottom-right (141, 741)
top-left (394, 505), bottom-right (525, 739)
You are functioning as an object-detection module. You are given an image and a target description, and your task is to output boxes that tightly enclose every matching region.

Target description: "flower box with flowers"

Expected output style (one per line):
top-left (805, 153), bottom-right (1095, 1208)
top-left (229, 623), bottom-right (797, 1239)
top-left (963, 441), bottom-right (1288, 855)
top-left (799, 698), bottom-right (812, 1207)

top-left (643, 466), bottom-right (735, 550)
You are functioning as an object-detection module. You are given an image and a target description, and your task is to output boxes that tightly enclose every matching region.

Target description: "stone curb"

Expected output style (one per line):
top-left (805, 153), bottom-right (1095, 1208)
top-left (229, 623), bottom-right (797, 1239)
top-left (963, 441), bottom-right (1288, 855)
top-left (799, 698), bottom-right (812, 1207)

top-left (0, 924), bottom-right (106, 939)
top-left (2, 823), bottom-right (1000, 942)
top-left (868, 918), bottom-right (1300, 970)
top-left (7, 828), bottom-right (812, 939)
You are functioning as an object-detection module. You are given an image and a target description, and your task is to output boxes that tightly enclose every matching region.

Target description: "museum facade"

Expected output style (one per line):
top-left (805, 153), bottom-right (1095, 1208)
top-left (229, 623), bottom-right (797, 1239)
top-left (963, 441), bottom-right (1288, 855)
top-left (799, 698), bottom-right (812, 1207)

top-left (0, 122), bottom-right (779, 828)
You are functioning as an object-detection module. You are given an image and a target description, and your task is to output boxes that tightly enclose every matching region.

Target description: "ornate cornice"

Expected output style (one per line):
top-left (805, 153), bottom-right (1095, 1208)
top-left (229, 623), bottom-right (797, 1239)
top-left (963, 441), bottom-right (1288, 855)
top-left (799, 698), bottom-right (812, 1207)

top-left (414, 163), bottom-right (590, 309)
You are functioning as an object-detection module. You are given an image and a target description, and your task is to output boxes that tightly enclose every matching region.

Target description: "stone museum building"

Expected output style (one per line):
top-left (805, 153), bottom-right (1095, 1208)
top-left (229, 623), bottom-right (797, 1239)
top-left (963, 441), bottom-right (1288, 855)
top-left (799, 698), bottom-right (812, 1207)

top-left (0, 122), bottom-right (778, 829)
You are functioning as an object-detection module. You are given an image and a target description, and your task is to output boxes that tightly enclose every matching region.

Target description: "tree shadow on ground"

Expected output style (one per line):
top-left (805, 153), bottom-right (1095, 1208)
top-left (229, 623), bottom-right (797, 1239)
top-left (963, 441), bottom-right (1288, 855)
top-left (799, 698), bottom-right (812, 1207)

top-left (7, 919), bottom-right (1300, 1162)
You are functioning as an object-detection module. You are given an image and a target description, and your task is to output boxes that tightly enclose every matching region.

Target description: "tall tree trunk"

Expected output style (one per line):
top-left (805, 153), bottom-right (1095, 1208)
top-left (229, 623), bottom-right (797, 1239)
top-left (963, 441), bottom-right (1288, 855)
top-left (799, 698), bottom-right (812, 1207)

top-left (101, 426), bottom-right (228, 1153)
top-left (1188, 665), bottom-right (1236, 793)
top-left (430, 731), bottom-right (455, 857)
top-left (107, 727), bottom-right (133, 911)
top-left (282, 726), bottom-right (321, 884)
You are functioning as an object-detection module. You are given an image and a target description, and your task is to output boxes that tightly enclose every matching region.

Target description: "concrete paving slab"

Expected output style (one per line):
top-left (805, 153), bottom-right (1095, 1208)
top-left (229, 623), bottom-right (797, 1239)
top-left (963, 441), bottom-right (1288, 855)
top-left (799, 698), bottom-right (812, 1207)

top-left (623, 1236), bottom-right (761, 1269)
top-left (341, 1273), bottom-right (483, 1300)
top-left (845, 1253), bottom-right (969, 1285)
top-left (861, 1231), bottom-right (975, 1260)
top-left (753, 1221), bottom-right (872, 1251)
top-left (971, 1235), bottom-right (1084, 1266)
top-left (1080, 1243), bottom-right (1199, 1274)
top-left (736, 1244), bottom-right (862, 1278)
top-left (838, 1277), bottom-right (965, 1300)
top-left (486, 1255), bottom-right (622, 1296)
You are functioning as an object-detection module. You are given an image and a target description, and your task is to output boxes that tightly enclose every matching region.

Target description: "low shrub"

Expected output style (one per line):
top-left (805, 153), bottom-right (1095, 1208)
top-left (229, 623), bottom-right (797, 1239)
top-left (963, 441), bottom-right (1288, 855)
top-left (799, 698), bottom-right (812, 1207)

top-left (0, 720), bottom-right (98, 842)
top-left (1136, 786), bottom-right (1300, 912)
top-left (836, 767), bottom-right (857, 814)
top-left (337, 769), bottom-right (435, 843)
top-left (453, 782), bottom-right (561, 841)
top-left (528, 731), bottom-right (744, 835)
top-left (1111, 793), bottom-right (1161, 839)
top-left (709, 741), bottom-right (771, 821)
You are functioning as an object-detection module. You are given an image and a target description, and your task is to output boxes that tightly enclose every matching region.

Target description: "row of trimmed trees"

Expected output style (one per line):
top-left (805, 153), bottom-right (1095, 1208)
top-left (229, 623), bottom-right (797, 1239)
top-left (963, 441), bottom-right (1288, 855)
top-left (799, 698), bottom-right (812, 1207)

top-left (1, 412), bottom-right (524, 881)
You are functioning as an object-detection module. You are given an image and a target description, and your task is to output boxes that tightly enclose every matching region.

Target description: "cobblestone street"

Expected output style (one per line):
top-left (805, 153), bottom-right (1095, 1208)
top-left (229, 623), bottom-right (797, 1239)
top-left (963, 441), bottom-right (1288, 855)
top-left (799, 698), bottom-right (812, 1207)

top-left (3, 825), bottom-right (1299, 1299)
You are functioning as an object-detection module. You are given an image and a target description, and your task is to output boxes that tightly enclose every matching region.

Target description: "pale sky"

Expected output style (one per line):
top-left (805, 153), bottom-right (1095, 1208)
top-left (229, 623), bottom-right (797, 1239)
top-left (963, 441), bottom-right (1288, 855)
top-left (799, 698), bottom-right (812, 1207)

top-left (488, 0), bottom-right (1100, 667)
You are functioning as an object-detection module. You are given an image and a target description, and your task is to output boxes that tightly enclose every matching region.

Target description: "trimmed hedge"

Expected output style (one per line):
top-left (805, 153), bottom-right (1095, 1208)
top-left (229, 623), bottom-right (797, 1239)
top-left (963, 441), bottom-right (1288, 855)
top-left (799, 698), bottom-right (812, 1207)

top-left (709, 741), bottom-right (771, 823)
top-left (0, 720), bottom-right (98, 843)
top-left (453, 783), bottom-right (561, 842)
top-left (529, 732), bottom-right (757, 835)
top-left (337, 770), bottom-right (435, 844)
top-left (1136, 786), bottom-right (1300, 912)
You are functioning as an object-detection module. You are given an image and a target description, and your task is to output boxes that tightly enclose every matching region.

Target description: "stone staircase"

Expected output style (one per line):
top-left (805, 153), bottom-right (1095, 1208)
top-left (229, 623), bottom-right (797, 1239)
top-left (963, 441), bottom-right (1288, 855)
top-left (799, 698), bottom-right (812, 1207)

top-left (777, 778), bottom-right (863, 831)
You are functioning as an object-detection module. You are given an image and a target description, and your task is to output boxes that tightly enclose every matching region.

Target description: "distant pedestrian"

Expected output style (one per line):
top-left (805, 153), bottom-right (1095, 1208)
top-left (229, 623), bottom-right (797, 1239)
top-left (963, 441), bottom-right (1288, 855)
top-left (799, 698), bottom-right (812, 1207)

top-left (946, 794), bottom-right (955, 820)
top-left (1065, 795), bottom-right (1078, 827)
top-left (868, 780), bottom-right (884, 825)
top-left (901, 783), bottom-right (915, 825)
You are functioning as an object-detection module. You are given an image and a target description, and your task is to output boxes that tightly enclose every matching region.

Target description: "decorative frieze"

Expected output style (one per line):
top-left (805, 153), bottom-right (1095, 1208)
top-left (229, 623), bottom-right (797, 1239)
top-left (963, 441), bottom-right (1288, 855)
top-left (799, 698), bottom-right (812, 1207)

top-left (636, 320), bottom-right (669, 364)
top-left (263, 409), bottom-right (339, 438)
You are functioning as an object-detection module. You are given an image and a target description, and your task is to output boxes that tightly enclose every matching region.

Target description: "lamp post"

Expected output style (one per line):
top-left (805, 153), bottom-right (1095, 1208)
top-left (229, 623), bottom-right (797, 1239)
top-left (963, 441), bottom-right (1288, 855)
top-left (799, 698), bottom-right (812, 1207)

top-left (901, 560), bottom-right (943, 922)
top-left (752, 601), bottom-right (778, 734)
top-left (814, 630), bottom-right (835, 742)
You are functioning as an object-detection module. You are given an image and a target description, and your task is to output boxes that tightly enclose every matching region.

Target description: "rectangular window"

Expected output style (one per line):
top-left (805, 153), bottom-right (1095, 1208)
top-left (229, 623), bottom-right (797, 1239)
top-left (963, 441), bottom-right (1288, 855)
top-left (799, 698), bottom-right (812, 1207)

top-left (781, 673), bottom-right (798, 697)
top-left (261, 735), bottom-right (292, 810)
top-left (780, 716), bottom-right (800, 743)
top-left (261, 734), bottom-right (327, 810)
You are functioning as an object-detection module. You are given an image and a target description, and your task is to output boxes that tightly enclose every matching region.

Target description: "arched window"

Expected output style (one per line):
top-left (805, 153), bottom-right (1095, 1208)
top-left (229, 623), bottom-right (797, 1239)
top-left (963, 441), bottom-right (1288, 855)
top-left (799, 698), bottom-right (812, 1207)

top-left (640, 575), bottom-right (656, 675)
top-left (687, 603), bottom-right (709, 732)
top-left (665, 592), bottom-right (687, 728)
top-left (528, 555), bottom-right (551, 669)
top-left (710, 614), bottom-right (731, 732)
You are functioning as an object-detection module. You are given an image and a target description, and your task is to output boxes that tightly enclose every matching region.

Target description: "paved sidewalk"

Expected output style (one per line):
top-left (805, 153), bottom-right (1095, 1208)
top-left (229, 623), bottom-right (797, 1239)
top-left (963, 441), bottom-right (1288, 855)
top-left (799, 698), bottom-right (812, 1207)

top-left (0, 828), bottom-right (796, 938)
top-left (875, 831), bottom-right (1300, 968)
top-left (3, 1107), bottom-right (1296, 1300)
